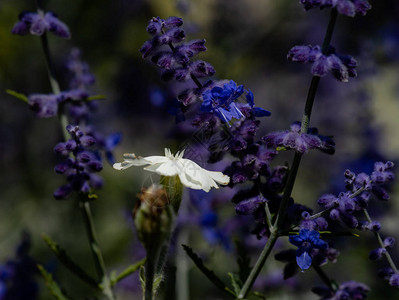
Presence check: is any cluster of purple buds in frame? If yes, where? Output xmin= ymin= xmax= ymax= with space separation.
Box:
xmin=53 ymin=125 xmax=103 ymax=199
xmin=287 ymin=45 xmax=357 ymax=82
xmin=312 ymin=280 xmax=369 ymax=300
xmin=263 ymin=121 xmax=335 ymax=154
xmin=66 ymin=48 xmax=96 ymax=90
xmin=64 ymin=48 xmax=99 ymax=124
xmin=27 ymin=89 xmax=89 ymax=118
xmin=12 ymin=11 xmax=70 ymax=38
xmin=140 ymin=17 xmax=270 ymax=125
xmin=140 ymin=17 xmax=212 ymax=103
xmin=318 ymin=161 xmax=395 ymax=228
xmin=299 ymin=0 xmax=371 ymax=17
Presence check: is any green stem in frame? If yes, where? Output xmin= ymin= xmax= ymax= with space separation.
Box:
xmin=362 ymin=208 xmax=399 ymax=274
xmin=79 ymin=200 xmax=116 ymax=300
xmin=36 ymin=2 xmax=115 ymax=299
xmin=236 ymin=232 xmax=278 ymax=299
xmin=144 ymin=246 xmax=161 ymax=300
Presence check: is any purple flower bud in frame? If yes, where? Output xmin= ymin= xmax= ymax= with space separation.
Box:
xmin=139 ymin=39 xmax=158 ymax=58
xmin=54 ymin=163 xmax=71 ymax=174
xmin=327 ymin=54 xmax=349 ymax=82
xmin=190 ymin=60 xmax=216 ymax=78
xmin=311 ymin=55 xmax=329 ymax=77
xmin=80 ymin=135 xmax=96 ymax=147
xmin=366 ymin=221 xmax=381 ymax=232
xmin=28 ymin=94 xmax=59 ymax=118
xmin=151 ymin=51 xmax=175 ymax=69
xmin=76 ymin=151 xmax=92 ymax=163
xmin=87 ymin=160 xmax=103 ymax=172
xmin=164 ymin=16 xmax=183 ymax=28
xmin=318 ymin=194 xmax=338 ymax=209
xmin=371 ymin=185 xmax=390 ymax=201
xmin=146 ymin=17 xmax=163 ymax=35
xmin=44 ymin=12 xmax=71 ymax=38
xmin=389 ymin=274 xmax=399 ymax=287
xmin=53 ymin=185 xmax=73 ymax=200
xmin=383 ymin=237 xmax=395 ymax=248
xmin=235 ymin=196 xmax=265 ymax=214
xmin=158 ymin=27 xmax=185 ymax=44
xmin=54 ymin=142 xmax=68 ymax=156
xmin=336 ymin=0 xmax=356 ymax=17
xmin=174 ymin=67 xmax=190 ymax=81
xmin=176 ymin=39 xmax=207 ymax=63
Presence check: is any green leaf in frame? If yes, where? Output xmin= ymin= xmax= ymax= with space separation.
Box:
xmin=153 ymin=273 xmax=164 ymax=295
xmin=37 ymin=264 xmax=71 ymax=300
xmin=6 ymin=89 xmax=28 ymax=103
xmin=139 ymin=265 xmax=146 ymax=297
xmin=251 ymin=291 xmax=267 ymax=299
xmin=182 ymin=244 xmax=235 ymax=298
xmin=110 ymin=258 xmax=146 ymax=287
xmin=42 ymin=234 xmax=99 ymax=290
xmin=227 ymin=272 xmax=240 ymax=296
xmin=87 ymin=94 xmax=106 ymax=101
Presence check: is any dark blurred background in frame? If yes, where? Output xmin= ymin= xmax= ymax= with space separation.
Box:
xmin=1 ymin=0 xmax=399 ymax=299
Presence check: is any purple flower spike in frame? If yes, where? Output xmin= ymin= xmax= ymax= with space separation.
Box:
xmin=288 ymin=44 xmax=357 ymax=82
xmin=263 ymin=121 xmax=335 ymax=154
xmin=289 ymin=229 xmax=328 ymax=270
xmin=12 ymin=11 xmax=70 ymax=38
xmin=28 ymin=94 xmax=59 ymax=118
xmin=299 ymin=0 xmax=371 ymax=17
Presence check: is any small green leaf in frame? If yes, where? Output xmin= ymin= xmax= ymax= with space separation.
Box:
xmin=42 ymin=234 xmax=99 ymax=289
xmin=139 ymin=265 xmax=146 ymax=295
xmin=153 ymin=273 xmax=164 ymax=295
xmin=110 ymin=258 xmax=146 ymax=286
xmin=37 ymin=264 xmax=71 ymax=300
xmin=227 ymin=272 xmax=240 ymax=296
xmin=182 ymin=244 xmax=235 ymax=298
xmin=6 ymin=89 xmax=28 ymax=103
xmin=251 ymin=291 xmax=267 ymax=299
xmin=87 ymin=94 xmax=106 ymax=101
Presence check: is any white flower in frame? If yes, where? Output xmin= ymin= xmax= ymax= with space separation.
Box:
xmin=113 ymin=148 xmax=230 ymax=192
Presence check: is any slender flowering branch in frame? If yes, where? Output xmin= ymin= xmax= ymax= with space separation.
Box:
xmin=238 ymin=9 xmax=339 ymax=298
xmin=32 ymin=2 xmax=116 ymax=298
xmin=362 ymin=208 xmax=399 ymax=274
xmin=275 ymin=8 xmax=338 ymax=229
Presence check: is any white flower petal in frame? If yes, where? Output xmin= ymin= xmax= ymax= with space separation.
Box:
xmin=114 ymin=148 xmax=230 ymax=192
xmin=143 ymin=161 xmax=179 ymax=177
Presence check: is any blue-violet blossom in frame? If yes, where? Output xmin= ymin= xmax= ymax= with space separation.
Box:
xmin=289 ymin=229 xmax=328 ymax=270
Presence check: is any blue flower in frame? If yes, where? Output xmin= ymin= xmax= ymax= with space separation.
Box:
xmin=289 ymin=229 xmax=328 ymax=270
xmin=200 ymin=81 xmax=247 ymax=123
